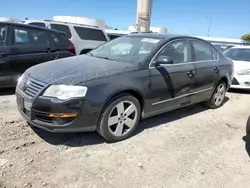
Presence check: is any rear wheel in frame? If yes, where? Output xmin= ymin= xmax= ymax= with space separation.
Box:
xmin=97 ymin=95 xmax=141 ymax=142
xmin=205 ymin=81 xmax=226 ymax=109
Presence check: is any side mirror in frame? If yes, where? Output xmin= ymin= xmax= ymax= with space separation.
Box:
xmin=155 ymin=56 xmax=174 ymax=66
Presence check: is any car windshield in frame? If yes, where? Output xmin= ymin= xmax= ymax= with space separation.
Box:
xmin=224 ymin=48 xmax=250 ymax=61
xmin=87 ymin=36 xmax=164 ymax=63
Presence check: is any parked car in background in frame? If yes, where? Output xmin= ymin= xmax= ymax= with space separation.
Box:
xmin=224 ymin=46 xmax=250 ymax=90
xmin=0 ymin=21 xmax=75 ymax=88
xmin=213 ymin=44 xmax=234 ymax=52
xmin=16 ymin=33 xmax=233 ymax=142
xmin=22 ymin=20 xmax=109 ymax=55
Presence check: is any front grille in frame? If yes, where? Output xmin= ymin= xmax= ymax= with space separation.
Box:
xmin=19 ymin=76 xmax=47 ymax=99
xmin=232 ymin=77 xmax=239 ymax=85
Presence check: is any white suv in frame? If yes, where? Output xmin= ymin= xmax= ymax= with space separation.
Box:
xmin=22 ymin=19 xmax=109 ymax=55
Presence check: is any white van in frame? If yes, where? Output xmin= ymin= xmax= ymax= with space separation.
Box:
xmin=22 ymin=19 xmax=109 ymax=55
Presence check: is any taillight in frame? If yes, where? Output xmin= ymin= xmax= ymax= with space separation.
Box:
xmin=68 ymin=43 xmax=76 ymax=55
xmin=61 ymin=34 xmax=76 ymax=55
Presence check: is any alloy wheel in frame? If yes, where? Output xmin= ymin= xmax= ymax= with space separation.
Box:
xmin=214 ymin=84 xmax=225 ymax=106
xmin=108 ymin=101 xmax=138 ymax=137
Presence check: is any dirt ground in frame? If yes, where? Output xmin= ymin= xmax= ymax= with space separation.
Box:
xmin=0 ymin=89 xmax=250 ymax=188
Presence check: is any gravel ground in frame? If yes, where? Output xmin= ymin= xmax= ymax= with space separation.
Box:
xmin=0 ymin=89 xmax=250 ymax=188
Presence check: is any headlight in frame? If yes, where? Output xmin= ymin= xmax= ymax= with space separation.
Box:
xmin=43 ymin=85 xmax=88 ymax=100
xmin=237 ymin=69 xmax=250 ymax=75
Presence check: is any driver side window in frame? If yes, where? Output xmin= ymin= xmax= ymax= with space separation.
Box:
xmin=157 ymin=40 xmax=192 ymax=64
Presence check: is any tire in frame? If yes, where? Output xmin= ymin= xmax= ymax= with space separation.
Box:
xmin=205 ymin=81 xmax=226 ymax=109
xmin=97 ymin=94 xmax=141 ymax=142
xmin=247 ymin=116 xmax=250 ymax=136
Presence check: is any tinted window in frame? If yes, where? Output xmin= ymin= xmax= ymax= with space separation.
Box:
xmin=29 ymin=22 xmax=46 ymax=27
xmin=49 ymin=32 xmax=71 ymax=48
xmin=14 ymin=27 xmax=50 ymax=46
xmin=50 ymin=24 xmax=72 ymax=38
xmin=74 ymin=27 xmax=107 ymax=41
xmin=211 ymin=47 xmax=218 ymax=60
xmin=0 ymin=25 xmax=7 ymax=46
xmin=158 ymin=40 xmax=192 ymax=64
xmin=224 ymin=48 xmax=250 ymax=61
xmin=192 ymin=40 xmax=213 ymax=61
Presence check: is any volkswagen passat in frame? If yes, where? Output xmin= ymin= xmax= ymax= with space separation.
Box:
xmin=224 ymin=46 xmax=250 ymax=90
xmin=16 ymin=34 xmax=233 ymax=142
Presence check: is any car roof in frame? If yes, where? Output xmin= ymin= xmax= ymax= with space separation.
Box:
xmin=0 ymin=21 xmax=66 ymax=35
xmin=127 ymin=33 xmax=206 ymax=41
xmin=22 ymin=19 xmax=104 ymax=31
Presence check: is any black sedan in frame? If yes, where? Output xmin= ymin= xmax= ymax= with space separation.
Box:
xmin=16 ymin=33 xmax=233 ymax=142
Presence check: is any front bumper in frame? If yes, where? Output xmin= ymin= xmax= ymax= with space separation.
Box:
xmin=16 ymin=81 xmax=101 ymax=133
xmin=230 ymin=75 xmax=250 ymax=90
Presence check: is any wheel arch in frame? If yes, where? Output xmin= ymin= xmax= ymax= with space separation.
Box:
xmin=218 ymin=76 xmax=229 ymax=89
xmin=105 ymin=89 xmax=145 ymax=111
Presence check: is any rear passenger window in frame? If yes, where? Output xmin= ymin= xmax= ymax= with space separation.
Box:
xmin=49 ymin=33 xmax=71 ymax=47
xmin=192 ymin=40 xmax=213 ymax=61
xmin=0 ymin=25 xmax=7 ymax=46
xmin=50 ymin=24 xmax=72 ymax=38
xmin=211 ymin=47 xmax=218 ymax=60
xmin=28 ymin=22 xmax=46 ymax=27
xmin=74 ymin=26 xmax=107 ymax=41
xmin=14 ymin=27 xmax=50 ymax=46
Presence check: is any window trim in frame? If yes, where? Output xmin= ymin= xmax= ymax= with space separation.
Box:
xmin=149 ymin=38 xmax=219 ymax=68
xmin=149 ymin=38 xmax=193 ymax=67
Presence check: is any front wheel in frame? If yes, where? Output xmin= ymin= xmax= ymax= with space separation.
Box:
xmin=97 ymin=95 xmax=141 ymax=142
xmin=205 ymin=82 xmax=226 ymax=109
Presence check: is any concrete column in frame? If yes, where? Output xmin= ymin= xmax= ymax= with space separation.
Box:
xmin=136 ymin=0 xmax=152 ymax=32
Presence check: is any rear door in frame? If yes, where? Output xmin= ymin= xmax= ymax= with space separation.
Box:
xmin=0 ymin=23 xmax=12 ymax=87
xmin=9 ymin=25 xmax=55 ymax=82
xmin=148 ymin=39 xmax=195 ymax=115
xmin=190 ymin=39 xmax=219 ymax=102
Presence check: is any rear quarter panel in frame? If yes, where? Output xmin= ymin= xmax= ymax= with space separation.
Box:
xmin=218 ymin=53 xmax=234 ymax=89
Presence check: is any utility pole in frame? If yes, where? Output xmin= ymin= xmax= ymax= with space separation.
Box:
xmin=207 ymin=17 xmax=212 ymax=37
xmin=136 ymin=0 xmax=152 ymax=32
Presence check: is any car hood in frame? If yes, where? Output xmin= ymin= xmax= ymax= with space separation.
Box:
xmin=233 ymin=60 xmax=250 ymax=71
xmin=25 ymin=55 xmax=139 ymax=85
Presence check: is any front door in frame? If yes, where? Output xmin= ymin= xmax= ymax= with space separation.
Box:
xmin=190 ymin=39 xmax=219 ymax=102
xmin=8 ymin=25 xmax=55 ymax=84
xmin=146 ymin=39 xmax=195 ymax=116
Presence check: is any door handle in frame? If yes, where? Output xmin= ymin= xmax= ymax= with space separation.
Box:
xmin=214 ymin=67 xmax=219 ymax=73
xmin=187 ymin=70 xmax=195 ymax=77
